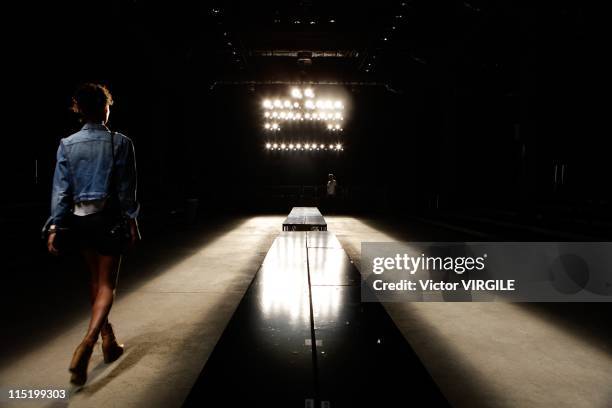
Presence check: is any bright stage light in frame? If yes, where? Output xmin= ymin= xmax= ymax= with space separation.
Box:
xmin=263 ymin=142 xmax=342 ymax=151
xmin=291 ymin=88 xmax=303 ymax=99
xmin=260 ymin=87 xmax=347 ymax=137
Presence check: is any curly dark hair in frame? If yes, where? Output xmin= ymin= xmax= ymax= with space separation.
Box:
xmin=70 ymin=82 xmax=113 ymax=121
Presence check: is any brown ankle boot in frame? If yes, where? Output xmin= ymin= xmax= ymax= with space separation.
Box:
xmin=69 ymin=340 xmax=95 ymax=386
xmin=101 ymin=323 xmax=124 ymax=364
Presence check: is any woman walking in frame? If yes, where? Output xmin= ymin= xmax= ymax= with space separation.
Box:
xmin=43 ymin=83 xmax=140 ymax=385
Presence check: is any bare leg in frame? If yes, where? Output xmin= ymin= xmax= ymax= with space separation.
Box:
xmin=69 ymin=251 xmax=121 ymax=385
xmin=83 ymin=254 xmax=121 ymax=344
xmin=82 ymin=249 xmax=110 ymax=335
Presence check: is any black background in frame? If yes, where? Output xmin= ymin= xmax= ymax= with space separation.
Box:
xmin=4 ymin=1 xmax=595 ymax=219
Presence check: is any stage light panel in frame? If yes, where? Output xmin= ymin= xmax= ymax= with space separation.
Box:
xmin=260 ymin=87 xmax=347 ymax=142
xmin=265 ymin=141 xmax=343 ymax=151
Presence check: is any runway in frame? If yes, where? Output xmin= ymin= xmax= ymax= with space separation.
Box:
xmin=0 ymin=216 xmax=282 ymax=407
xmin=0 ymin=215 xmax=610 ymax=407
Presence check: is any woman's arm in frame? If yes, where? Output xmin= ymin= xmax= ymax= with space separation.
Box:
xmin=44 ymin=141 xmax=73 ymax=255
xmin=117 ymin=137 xmax=141 ymax=242
xmin=49 ymin=141 xmax=73 ymax=227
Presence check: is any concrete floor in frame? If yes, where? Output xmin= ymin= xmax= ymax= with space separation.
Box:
xmin=0 ymin=215 xmax=283 ymax=408
xmin=1 ymin=214 xmax=610 ymax=407
xmin=327 ymin=216 xmax=612 ymax=408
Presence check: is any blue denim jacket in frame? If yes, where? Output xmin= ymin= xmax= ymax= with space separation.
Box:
xmin=43 ymin=123 xmax=140 ymax=231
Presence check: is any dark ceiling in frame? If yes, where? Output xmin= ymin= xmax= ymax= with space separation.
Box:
xmin=94 ymin=0 xmax=532 ymax=94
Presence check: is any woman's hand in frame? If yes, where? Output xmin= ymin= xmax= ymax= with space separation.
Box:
xmin=47 ymin=232 xmax=59 ymax=256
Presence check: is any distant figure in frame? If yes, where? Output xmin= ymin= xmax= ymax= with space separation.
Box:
xmin=326 ymin=174 xmax=337 ymax=197
xmin=43 ymin=83 xmax=140 ymax=386
xmin=326 ymin=174 xmax=337 ymax=212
